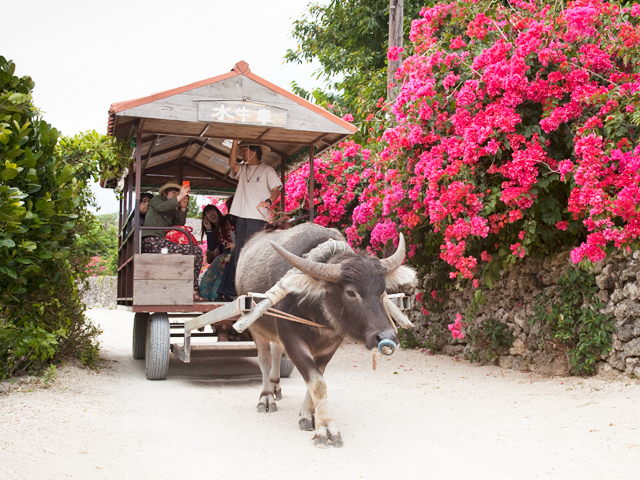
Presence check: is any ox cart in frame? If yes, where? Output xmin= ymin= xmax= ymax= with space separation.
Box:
xmin=103 ymin=61 xmax=360 ymax=380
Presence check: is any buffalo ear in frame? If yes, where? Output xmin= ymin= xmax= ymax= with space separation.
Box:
xmin=278 ymin=272 xmax=327 ymax=302
xmin=385 ymin=265 xmax=417 ymax=293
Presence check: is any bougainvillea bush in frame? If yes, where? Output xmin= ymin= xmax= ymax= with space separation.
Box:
xmin=284 ymin=139 xmax=371 ymax=232
xmin=349 ymin=0 xmax=640 ymax=289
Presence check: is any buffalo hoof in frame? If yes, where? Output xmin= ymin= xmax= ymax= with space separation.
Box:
xmin=327 ymin=432 xmax=344 ymax=448
xmin=313 ymin=434 xmax=330 ymax=449
xmin=257 ymin=402 xmax=277 ymax=414
xmin=275 ymin=389 xmax=282 ymax=401
xmin=299 ymin=417 xmax=315 ymax=431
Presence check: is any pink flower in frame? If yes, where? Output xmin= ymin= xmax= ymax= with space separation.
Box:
xmin=510 ymin=242 xmax=526 ymax=258
xmin=449 ymin=36 xmax=466 ymax=49
xmin=556 ymin=221 xmax=569 ymax=231
xmin=564 ymin=6 xmax=598 ymax=42
xmin=558 ymin=160 xmax=574 ymax=181
xmin=448 ymin=313 xmax=465 ymax=339
xmin=342 ymin=113 xmax=354 ymax=123
xmin=387 ymin=46 xmax=405 ymax=62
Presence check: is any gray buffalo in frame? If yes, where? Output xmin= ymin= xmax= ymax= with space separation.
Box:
xmin=235 ymin=223 xmax=416 ymax=447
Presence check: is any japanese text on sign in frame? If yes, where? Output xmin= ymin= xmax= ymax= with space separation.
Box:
xmin=198 ymin=101 xmax=287 ymax=127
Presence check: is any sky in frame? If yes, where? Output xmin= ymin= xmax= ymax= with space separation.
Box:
xmin=4 ymin=0 xmax=328 ymax=214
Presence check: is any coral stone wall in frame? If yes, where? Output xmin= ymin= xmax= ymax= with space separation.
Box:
xmin=411 ymin=250 xmax=640 ymax=378
xmin=81 ymin=276 xmax=117 ymax=309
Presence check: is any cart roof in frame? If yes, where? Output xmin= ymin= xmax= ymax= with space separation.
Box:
xmin=105 ymin=61 xmax=356 ymax=194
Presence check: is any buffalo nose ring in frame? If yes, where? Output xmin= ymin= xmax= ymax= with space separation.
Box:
xmin=378 ymin=339 xmax=397 ymax=356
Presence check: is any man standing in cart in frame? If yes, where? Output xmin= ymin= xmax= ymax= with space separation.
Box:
xmin=216 ymin=140 xmax=281 ymax=301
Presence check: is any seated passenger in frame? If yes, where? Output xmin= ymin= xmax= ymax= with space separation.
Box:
xmin=199 ymin=204 xmax=236 ymax=301
xmin=141 ymin=181 xmax=204 ymax=301
xmin=139 ymin=192 xmax=153 ymax=226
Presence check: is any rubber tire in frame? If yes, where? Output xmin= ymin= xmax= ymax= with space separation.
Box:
xmin=280 ymin=354 xmax=295 ymax=378
xmin=145 ymin=312 xmax=170 ymax=380
xmin=132 ymin=313 xmax=149 ymax=359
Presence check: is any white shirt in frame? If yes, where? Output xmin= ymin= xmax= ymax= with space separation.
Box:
xmin=229 ymin=163 xmax=282 ymax=221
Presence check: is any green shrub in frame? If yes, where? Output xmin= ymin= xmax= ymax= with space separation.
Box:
xmin=398 ymin=327 xmax=420 ymax=349
xmin=0 ymin=57 xmax=126 ymax=380
xmin=466 ymin=319 xmax=515 ymax=364
xmin=531 ymin=268 xmax=615 ymax=376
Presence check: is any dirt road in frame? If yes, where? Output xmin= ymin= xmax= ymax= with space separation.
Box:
xmin=1 ymin=308 xmax=639 ymax=479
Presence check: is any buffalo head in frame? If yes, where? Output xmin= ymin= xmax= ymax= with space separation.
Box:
xmin=270 ymin=235 xmax=417 ymax=351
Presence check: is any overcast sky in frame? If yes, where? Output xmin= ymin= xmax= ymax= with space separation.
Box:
xmin=5 ymin=0 xmax=327 ymax=214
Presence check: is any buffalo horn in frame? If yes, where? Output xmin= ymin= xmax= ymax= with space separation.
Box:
xmin=379 ymin=234 xmax=406 ymax=273
xmin=270 ymin=241 xmax=342 ymax=283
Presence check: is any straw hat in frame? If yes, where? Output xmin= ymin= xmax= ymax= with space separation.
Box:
xmin=238 ymin=141 xmax=271 ymax=156
xmin=159 ymin=181 xmax=183 ymax=196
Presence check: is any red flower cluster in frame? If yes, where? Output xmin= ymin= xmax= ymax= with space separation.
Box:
xmin=371 ymin=0 xmax=640 ymax=281
xmin=284 ymin=140 xmax=365 ymax=230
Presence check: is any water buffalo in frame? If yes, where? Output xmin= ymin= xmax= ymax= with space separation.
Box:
xmin=235 ymin=223 xmax=416 ymax=448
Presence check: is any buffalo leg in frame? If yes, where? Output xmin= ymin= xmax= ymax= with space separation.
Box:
xmin=253 ymin=332 xmax=278 ymax=413
xmin=270 ymin=342 xmax=285 ymax=401
xmin=285 ymin=341 xmax=343 ymax=447
xmin=299 ymin=391 xmax=315 ymax=431
xmin=298 ymin=351 xmax=332 ymax=431
xmin=306 ymin=371 xmax=343 ymax=448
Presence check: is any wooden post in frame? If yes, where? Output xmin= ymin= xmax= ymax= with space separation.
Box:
xmin=309 ymin=145 xmax=315 ymax=223
xmin=127 ymin=169 xmax=133 ymax=219
xmin=387 ymin=0 xmax=404 ymax=103
xmin=134 ymin=124 xmax=142 ymax=255
xmin=280 ymin=154 xmax=286 ymax=213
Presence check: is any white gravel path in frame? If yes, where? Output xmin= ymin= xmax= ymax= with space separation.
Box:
xmin=1 ymin=308 xmax=639 ymax=480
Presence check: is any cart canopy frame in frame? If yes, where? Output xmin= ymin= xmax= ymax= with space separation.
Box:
xmin=105 ymin=60 xmax=355 ymax=309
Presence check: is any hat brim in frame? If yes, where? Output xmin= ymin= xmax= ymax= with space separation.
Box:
xmin=159 ymin=182 xmax=183 ymax=196
xmin=238 ymin=142 xmax=271 ymax=156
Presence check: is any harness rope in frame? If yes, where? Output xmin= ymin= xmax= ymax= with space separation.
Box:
xmin=264 ymin=307 xmax=330 ymax=328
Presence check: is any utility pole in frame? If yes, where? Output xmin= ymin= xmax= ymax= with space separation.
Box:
xmin=387 ymin=0 xmax=404 ymax=103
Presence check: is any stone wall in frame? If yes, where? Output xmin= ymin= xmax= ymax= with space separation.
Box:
xmin=409 ymin=250 xmax=640 ymax=378
xmin=81 ymin=276 xmax=117 ymax=309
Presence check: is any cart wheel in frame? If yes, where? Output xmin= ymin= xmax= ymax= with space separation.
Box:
xmin=132 ymin=313 xmax=149 ymax=359
xmin=280 ymin=354 xmax=295 ymax=378
xmin=145 ymin=312 xmax=170 ymax=380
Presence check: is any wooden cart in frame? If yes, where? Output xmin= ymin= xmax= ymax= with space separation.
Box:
xmin=103 ymin=61 xmax=356 ymax=380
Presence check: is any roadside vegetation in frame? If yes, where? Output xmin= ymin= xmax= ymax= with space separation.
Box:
xmin=0 ymin=57 xmax=129 ymax=380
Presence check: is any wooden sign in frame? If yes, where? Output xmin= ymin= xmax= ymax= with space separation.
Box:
xmin=198 ymin=101 xmax=288 ymax=127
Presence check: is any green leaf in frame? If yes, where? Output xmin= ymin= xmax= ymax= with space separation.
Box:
xmin=56 ymin=164 xmax=74 ymax=185
xmin=39 ymin=209 xmax=56 ymax=219
xmin=22 ymin=241 xmax=37 ymax=251
xmin=485 ymin=275 xmax=494 ymax=289
xmin=0 ymin=238 xmax=16 ymax=248
xmin=14 ymin=258 xmax=35 ymax=265
xmin=1 ymin=167 xmax=19 ymax=180
xmin=1 ymin=267 xmax=17 ymax=279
